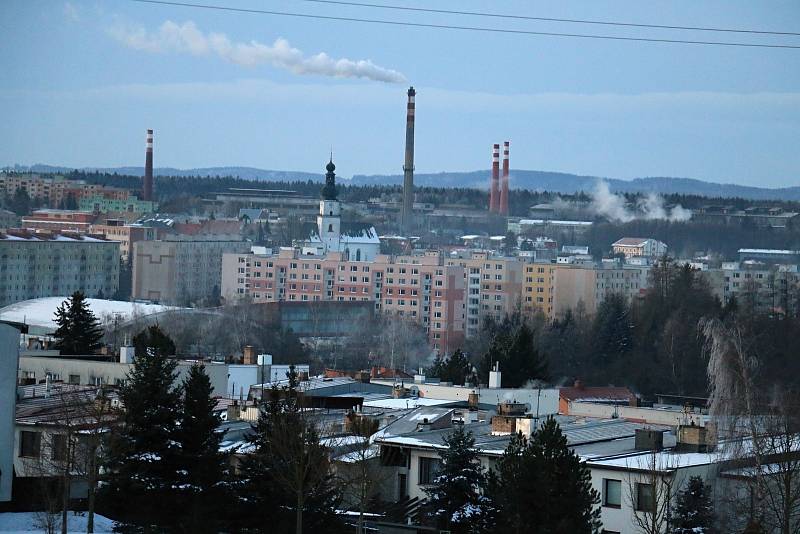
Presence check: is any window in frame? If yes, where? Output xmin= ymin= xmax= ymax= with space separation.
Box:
xmin=51 ymin=434 xmax=68 ymax=461
xmin=68 ymin=374 xmax=80 ymax=385
xmin=636 ymin=483 xmax=655 ymax=512
xmin=418 ymin=457 xmax=441 ymax=485
xmin=20 ymin=431 xmax=40 ymax=458
xmin=603 ymin=479 xmax=621 ymax=508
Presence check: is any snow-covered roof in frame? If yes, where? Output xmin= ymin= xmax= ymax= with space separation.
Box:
xmin=738 ymin=248 xmax=798 ymax=255
xmin=0 ymin=297 xmax=180 ymax=332
xmin=362 ymin=397 xmax=458 ymax=410
xmin=517 ymin=219 xmax=593 ymax=226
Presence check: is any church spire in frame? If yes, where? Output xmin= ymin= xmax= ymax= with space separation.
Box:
xmin=321 ymin=157 xmax=338 ymax=200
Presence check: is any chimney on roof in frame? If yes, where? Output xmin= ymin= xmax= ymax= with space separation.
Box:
xmin=489 ymin=361 xmax=501 ymax=389
xmin=676 ymin=424 xmax=713 ymax=452
xmin=635 ymin=428 xmax=664 ymax=451
xmin=242 ymin=345 xmax=256 ymax=365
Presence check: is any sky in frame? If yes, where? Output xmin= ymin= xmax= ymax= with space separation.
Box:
xmin=1 ymin=0 xmax=799 ymax=187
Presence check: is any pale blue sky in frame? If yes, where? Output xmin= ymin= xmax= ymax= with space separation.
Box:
xmin=1 ymin=0 xmax=799 ymax=187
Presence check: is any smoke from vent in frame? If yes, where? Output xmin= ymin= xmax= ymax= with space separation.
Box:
xmin=590 ymin=180 xmax=691 ymax=222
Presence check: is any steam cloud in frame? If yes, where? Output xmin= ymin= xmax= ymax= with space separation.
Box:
xmin=109 ymin=20 xmax=407 ymax=83
xmin=590 ymin=180 xmax=691 ymax=222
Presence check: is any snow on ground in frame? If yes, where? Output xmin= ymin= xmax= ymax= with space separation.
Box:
xmin=0 ymin=512 xmax=116 ymax=533
xmin=0 ymin=297 xmax=181 ymax=331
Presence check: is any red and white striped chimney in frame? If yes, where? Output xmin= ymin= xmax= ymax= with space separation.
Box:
xmin=489 ymin=143 xmax=500 ymax=213
xmin=143 ymin=129 xmax=154 ymax=202
xmin=499 ymin=141 xmax=510 ymax=216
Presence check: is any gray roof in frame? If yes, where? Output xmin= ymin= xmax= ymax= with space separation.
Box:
xmin=374 ymin=407 xmax=670 ymax=458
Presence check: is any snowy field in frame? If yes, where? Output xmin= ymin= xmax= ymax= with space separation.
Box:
xmin=0 ymin=512 xmax=116 ymax=533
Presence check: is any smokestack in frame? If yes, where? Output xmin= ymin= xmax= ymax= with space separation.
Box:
xmin=402 ymin=86 xmax=415 ymax=233
xmin=490 ymin=144 xmax=500 ymax=213
xmin=143 ymin=129 xmax=154 ymax=201
xmin=499 ymin=141 xmax=509 ymax=216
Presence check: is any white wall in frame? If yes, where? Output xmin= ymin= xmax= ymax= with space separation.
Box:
xmin=225 ymin=364 xmax=259 ymax=399
xmin=568 ymin=402 xmax=708 ymax=427
xmin=0 ymin=323 xmax=20 ymax=502
xmin=588 ymin=462 xmax=715 ymax=534
xmin=18 ymin=357 xmax=229 ymax=397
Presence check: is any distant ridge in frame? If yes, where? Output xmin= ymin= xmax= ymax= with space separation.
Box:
xmin=4 ymin=164 xmax=799 ymax=201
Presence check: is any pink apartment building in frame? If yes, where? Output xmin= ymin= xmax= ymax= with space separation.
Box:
xmin=221 ymin=248 xmax=465 ymax=354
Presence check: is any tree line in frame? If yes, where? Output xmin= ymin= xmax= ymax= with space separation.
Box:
xmin=432 ymin=257 xmax=800 ymax=399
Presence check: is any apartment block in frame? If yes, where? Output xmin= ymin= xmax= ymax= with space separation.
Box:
xmin=0 ymin=173 xmax=129 ymax=207
xmin=21 ymin=209 xmax=96 ymax=232
xmin=522 ymin=261 xmax=556 ymax=318
xmin=720 ymin=261 xmax=800 ymax=314
xmin=80 ymin=195 xmax=157 ymax=214
xmin=552 ymin=261 xmax=650 ymax=317
xmin=445 ymin=251 xmax=523 ymax=338
xmin=221 ymin=248 xmax=465 ymax=354
xmin=133 ymin=237 xmax=250 ymax=305
xmin=0 ymin=229 xmax=119 ymax=306
xmin=90 ymin=219 xmax=158 ymax=261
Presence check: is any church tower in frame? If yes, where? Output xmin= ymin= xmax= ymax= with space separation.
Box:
xmin=317 ymin=158 xmax=341 ymax=253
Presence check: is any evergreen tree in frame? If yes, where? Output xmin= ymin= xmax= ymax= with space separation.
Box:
xmin=132 ymin=324 xmax=176 ymax=359
xmin=114 ymin=257 xmax=133 ymax=301
xmin=487 ymin=417 xmax=601 ymax=534
xmin=423 ymin=425 xmax=493 ymax=534
xmin=427 ymin=349 xmax=473 ymax=385
xmin=234 ymin=368 xmax=345 ymax=533
xmin=9 ymin=186 xmax=30 ymax=215
xmin=98 ymin=343 xmax=183 ymax=530
xmin=482 ymin=321 xmax=548 ymax=388
xmin=174 ymin=364 xmax=230 ymax=533
xmin=670 ymin=476 xmax=716 ymax=534
xmin=52 ymin=291 xmax=104 ymax=355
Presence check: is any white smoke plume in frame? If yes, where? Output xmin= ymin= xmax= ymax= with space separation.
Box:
xmin=590 ymin=180 xmax=691 ymax=222
xmin=108 ymin=20 xmax=407 ymax=83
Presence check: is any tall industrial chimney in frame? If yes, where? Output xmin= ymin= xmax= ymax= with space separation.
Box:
xmin=499 ymin=141 xmax=510 ymax=216
xmin=401 ymin=87 xmax=416 ymax=233
xmin=489 ymin=144 xmax=500 ymax=213
xmin=143 ymin=129 xmax=154 ymax=201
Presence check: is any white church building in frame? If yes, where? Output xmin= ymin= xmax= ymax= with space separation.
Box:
xmin=301 ymin=159 xmax=380 ymax=262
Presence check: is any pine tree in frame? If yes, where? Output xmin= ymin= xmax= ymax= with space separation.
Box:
xmin=671 ymin=476 xmax=716 ymax=534
xmin=98 ymin=344 xmax=182 ymax=530
xmin=174 ymin=364 xmax=230 ymax=533
xmin=427 ymin=349 xmax=473 ymax=385
xmin=52 ymin=291 xmax=104 ymax=355
xmin=132 ymin=324 xmax=176 ymax=359
xmin=423 ymin=425 xmax=493 ymax=534
xmin=529 ymin=417 xmax=602 ymax=533
xmin=482 ymin=321 xmax=548 ymax=388
xmin=234 ymin=368 xmax=345 ymax=533
xmin=487 ymin=417 xmax=601 ymax=534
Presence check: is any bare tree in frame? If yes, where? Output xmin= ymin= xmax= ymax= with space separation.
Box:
xmin=333 ymin=414 xmax=391 ymax=533
xmin=626 ymin=448 xmax=676 ymax=534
